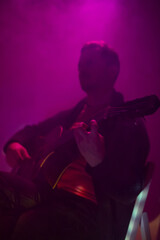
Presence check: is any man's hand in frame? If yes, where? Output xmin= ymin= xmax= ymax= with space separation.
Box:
xmin=73 ymin=120 xmax=105 ymax=167
xmin=6 ymin=142 xmax=31 ymax=168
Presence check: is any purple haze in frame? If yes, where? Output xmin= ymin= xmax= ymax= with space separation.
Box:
xmin=0 ymin=0 xmax=160 ymax=221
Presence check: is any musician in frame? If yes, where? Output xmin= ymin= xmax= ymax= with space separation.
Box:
xmin=1 ymin=41 xmax=150 ymax=240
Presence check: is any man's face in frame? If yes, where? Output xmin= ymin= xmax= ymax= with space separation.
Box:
xmin=78 ymin=47 xmax=112 ymax=93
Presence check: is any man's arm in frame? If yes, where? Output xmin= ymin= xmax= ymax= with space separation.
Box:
xmin=4 ymin=110 xmax=70 ymax=168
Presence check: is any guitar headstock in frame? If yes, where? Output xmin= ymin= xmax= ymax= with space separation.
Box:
xmin=106 ymin=95 xmax=160 ymax=119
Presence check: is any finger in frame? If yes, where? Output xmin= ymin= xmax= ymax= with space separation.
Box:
xmin=74 ymin=126 xmax=88 ymax=138
xmin=13 ymin=149 xmax=24 ymax=162
xmin=55 ymin=125 xmax=63 ymax=137
xmin=47 ymin=125 xmax=63 ymax=139
xmin=20 ymin=148 xmax=31 ymax=160
xmin=90 ymin=119 xmax=98 ymax=134
xmin=71 ymin=122 xmax=88 ymax=130
xmin=59 ymin=125 xmax=63 ymax=137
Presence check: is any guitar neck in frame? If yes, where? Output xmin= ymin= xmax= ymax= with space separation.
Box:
xmin=53 ymin=94 xmax=160 ymax=151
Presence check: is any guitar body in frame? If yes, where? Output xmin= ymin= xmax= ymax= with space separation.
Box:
xmin=13 ymin=129 xmax=80 ymax=189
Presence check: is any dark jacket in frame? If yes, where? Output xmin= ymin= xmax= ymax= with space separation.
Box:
xmin=4 ymin=90 xmax=150 ymax=240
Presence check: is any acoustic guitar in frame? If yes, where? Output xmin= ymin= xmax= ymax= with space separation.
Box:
xmin=13 ymin=95 xmax=160 ymax=189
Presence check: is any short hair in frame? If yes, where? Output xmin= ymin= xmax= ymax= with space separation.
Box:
xmin=81 ymin=41 xmax=120 ymax=80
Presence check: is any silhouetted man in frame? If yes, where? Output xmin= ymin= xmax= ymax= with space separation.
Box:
xmin=1 ymin=41 xmax=150 ymax=240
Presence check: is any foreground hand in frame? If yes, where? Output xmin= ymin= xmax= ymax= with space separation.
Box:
xmin=73 ymin=120 xmax=105 ymax=167
xmin=6 ymin=142 xmax=31 ymax=168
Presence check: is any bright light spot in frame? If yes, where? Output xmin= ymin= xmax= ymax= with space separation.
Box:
xmin=75 ymin=185 xmax=85 ymax=193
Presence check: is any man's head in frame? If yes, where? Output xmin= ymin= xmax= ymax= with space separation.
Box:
xmin=78 ymin=41 xmax=120 ymax=94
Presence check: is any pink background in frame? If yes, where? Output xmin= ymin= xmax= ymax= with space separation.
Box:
xmin=0 ymin=0 xmax=160 ymax=220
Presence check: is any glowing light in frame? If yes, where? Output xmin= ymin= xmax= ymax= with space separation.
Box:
xmin=125 ymin=183 xmax=151 ymax=240
xmin=75 ymin=185 xmax=85 ymax=193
